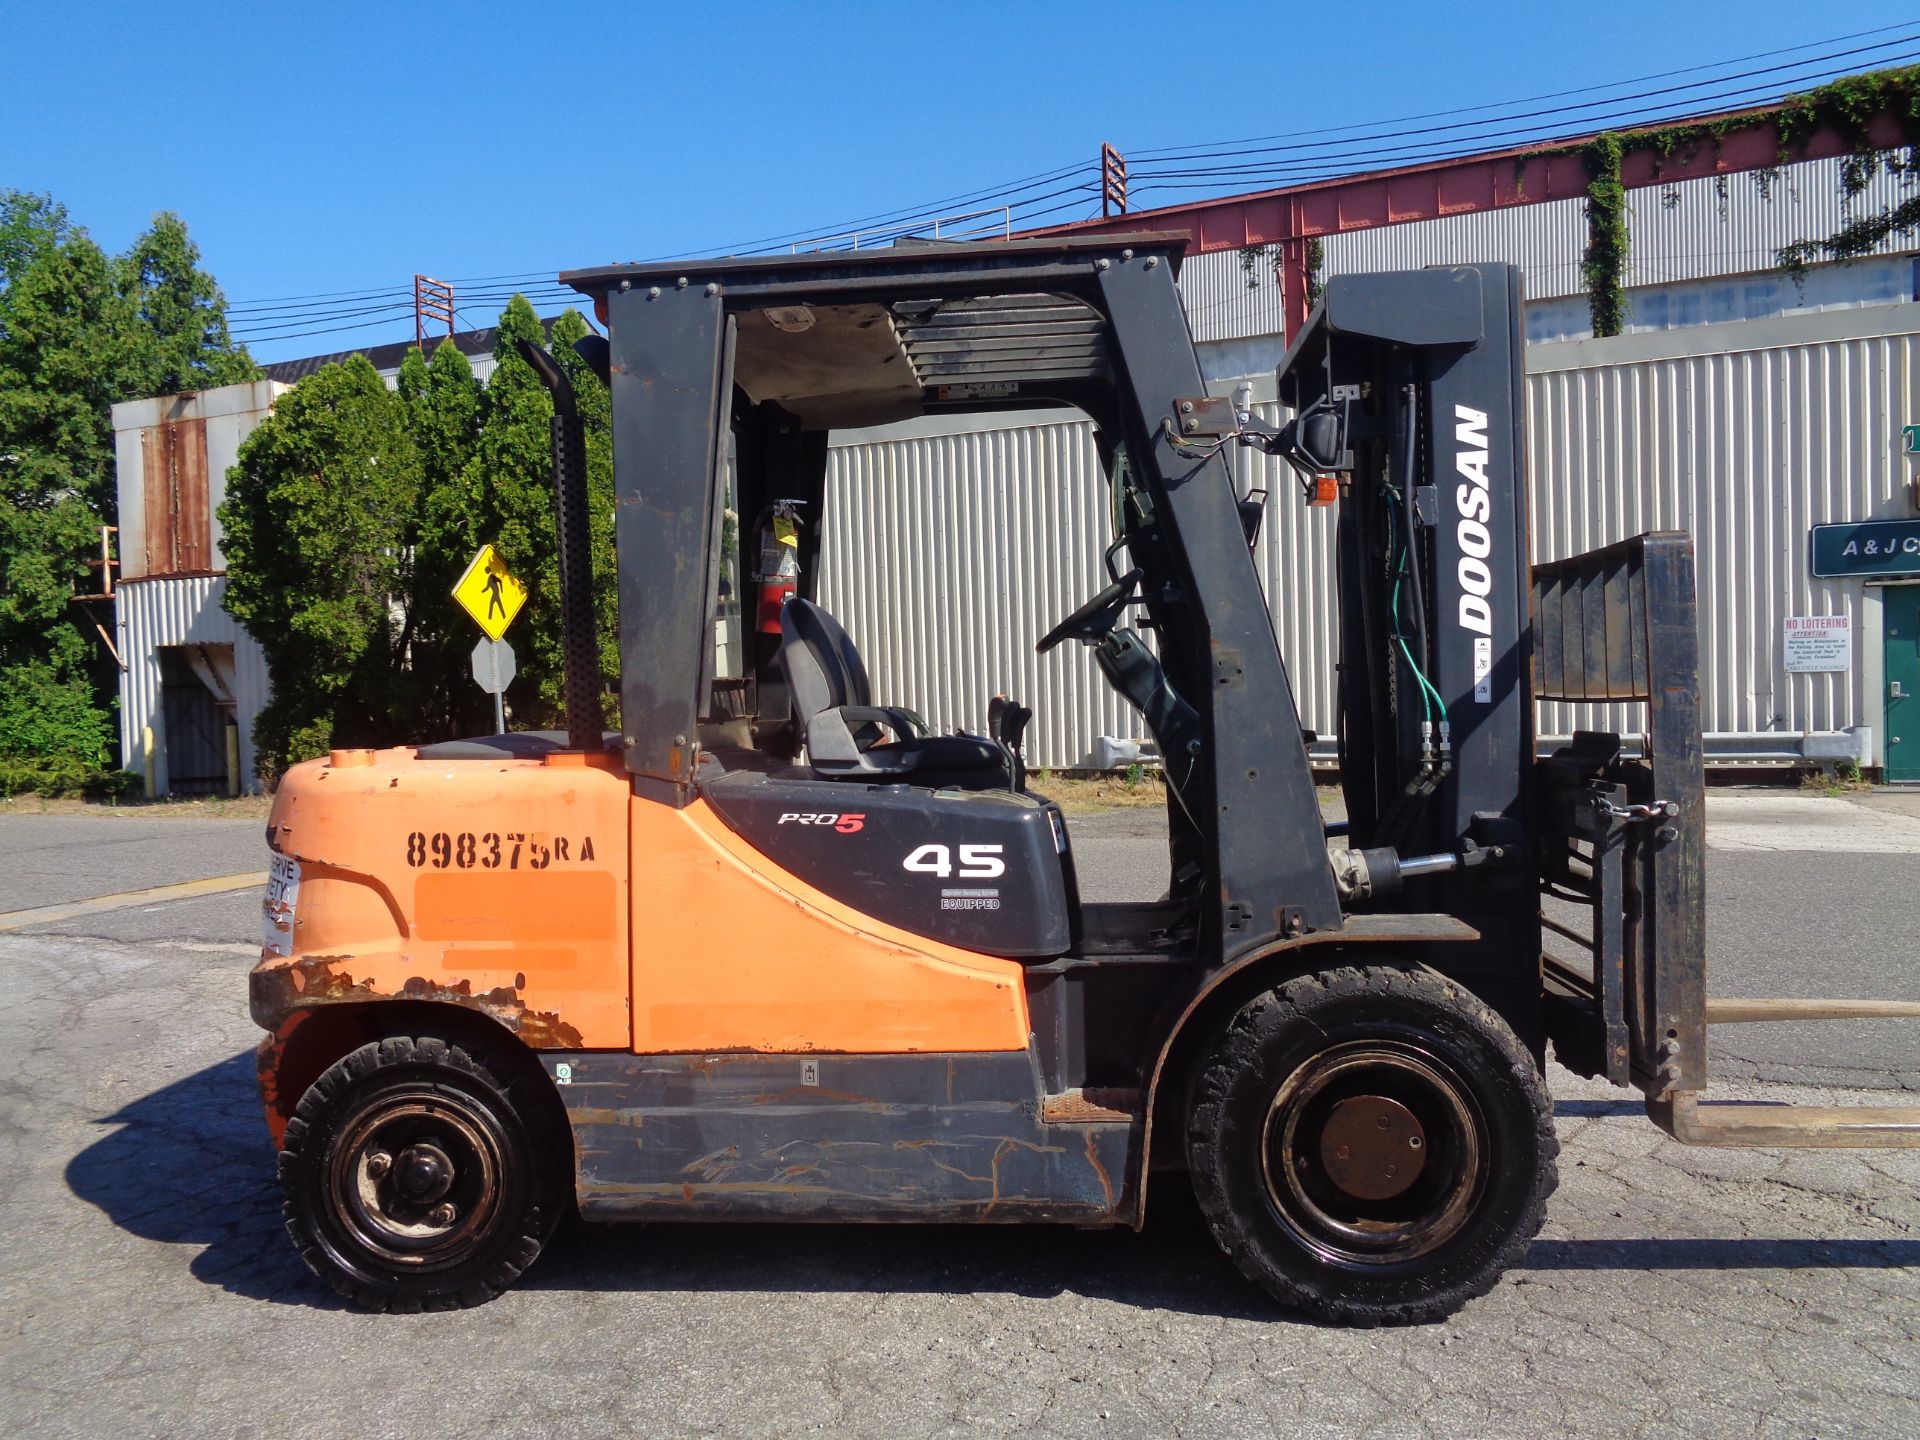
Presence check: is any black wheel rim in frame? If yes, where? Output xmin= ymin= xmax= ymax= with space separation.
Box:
xmin=324 ymin=1083 xmax=510 ymax=1271
xmin=1259 ymin=1039 xmax=1488 ymax=1270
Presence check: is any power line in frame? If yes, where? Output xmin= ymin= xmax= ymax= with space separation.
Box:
xmin=229 ymin=162 xmax=1095 ymax=332
xmin=1139 ymin=71 xmax=1918 ymax=185
xmin=240 ymin=313 xmax=432 ymax=346
xmin=1124 ymin=35 xmax=1920 ymax=172
xmin=1126 ymin=23 xmax=1920 ymax=159
xmin=228 ymin=27 xmax=1920 ymax=349
xmin=1121 ymin=52 xmax=1920 ymax=201
xmin=668 ymin=160 xmax=1093 ymax=259
xmin=227 ymin=289 xmax=412 ymax=320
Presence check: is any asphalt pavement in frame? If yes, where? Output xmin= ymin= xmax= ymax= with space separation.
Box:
xmin=0 ymin=810 xmax=264 ymax=912
xmin=0 ymin=794 xmax=1916 ymax=1439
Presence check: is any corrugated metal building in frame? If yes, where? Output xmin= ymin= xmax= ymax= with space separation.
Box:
xmin=1527 ymin=303 xmax=1915 ymax=759
xmin=110 ymin=381 xmax=285 ymax=794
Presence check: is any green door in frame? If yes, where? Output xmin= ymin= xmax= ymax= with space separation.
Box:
xmin=1888 ymin=585 xmax=1920 ymax=784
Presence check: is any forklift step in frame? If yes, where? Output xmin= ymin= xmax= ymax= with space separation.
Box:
xmin=1648 ymin=1092 xmax=1920 ymax=1148
xmin=1703 ymin=997 xmax=1920 ymax=1023
xmin=1040 ymin=1088 xmax=1142 ymax=1124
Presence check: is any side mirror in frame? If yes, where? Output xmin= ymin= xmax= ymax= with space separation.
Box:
xmin=1298 ymin=409 xmax=1345 ymax=470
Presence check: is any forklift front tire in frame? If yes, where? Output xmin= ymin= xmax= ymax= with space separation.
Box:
xmin=278 ymin=1035 xmax=566 ymax=1312
xmin=1187 ymin=962 xmax=1556 ymax=1326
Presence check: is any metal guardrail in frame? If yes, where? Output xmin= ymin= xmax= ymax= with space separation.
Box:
xmin=1090 ymin=729 xmax=1873 ymax=773
xmin=790 ymin=207 xmax=1013 ymax=254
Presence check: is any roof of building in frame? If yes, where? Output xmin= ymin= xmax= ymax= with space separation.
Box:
xmin=260 ymin=317 xmax=562 ymax=385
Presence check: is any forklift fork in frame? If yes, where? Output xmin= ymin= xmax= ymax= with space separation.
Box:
xmin=1534 ymin=533 xmax=1920 ymax=1148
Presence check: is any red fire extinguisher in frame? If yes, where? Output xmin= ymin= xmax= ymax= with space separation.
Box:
xmin=752 ymin=501 xmax=803 ymax=635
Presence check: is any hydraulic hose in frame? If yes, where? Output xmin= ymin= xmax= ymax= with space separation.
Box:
xmin=1399 ymin=383 xmax=1431 ymax=692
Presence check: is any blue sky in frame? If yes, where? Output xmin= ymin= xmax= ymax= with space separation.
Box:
xmin=5 ymin=2 xmax=1916 ymax=360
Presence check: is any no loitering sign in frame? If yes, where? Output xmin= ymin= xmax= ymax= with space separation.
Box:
xmin=1783 ymin=614 xmax=1851 ymax=673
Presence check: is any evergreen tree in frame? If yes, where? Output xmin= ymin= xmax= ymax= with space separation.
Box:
xmin=220 ymin=297 xmax=617 ymax=766
xmin=117 ymin=212 xmax=258 ymax=400
xmin=400 ymin=338 xmax=488 ymax=736
xmin=0 ymin=192 xmax=253 ymax=787
xmin=0 ymin=192 xmax=71 ymax=291
xmin=455 ymin=295 xmax=568 ymax=724
xmin=218 ymin=357 xmax=419 ymax=776
xmin=0 ymin=198 xmax=135 ymax=513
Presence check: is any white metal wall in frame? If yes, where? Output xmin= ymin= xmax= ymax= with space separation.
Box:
xmin=818 ymin=417 xmax=1138 ymax=768
xmin=817 ymin=403 xmax=1339 ymax=769
xmin=1322 ymin=198 xmax=1591 ymax=302
xmin=1625 ymin=154 xmax=1919 ymax=290
xmin=1316 ymin=155 xmax=1919 ymax=300
xmin=1527 ymin=304 xmax=1920 ymax=752
xmin=115 ymin=575 xmax=272 ymax=792
xmin=1178 ymin=248 xmax=1291 ymax=343
xmin=1524 ymin=253 xmax=1916 ymax=343
xmin=816 ymin=304 xmax=1919 ymax=769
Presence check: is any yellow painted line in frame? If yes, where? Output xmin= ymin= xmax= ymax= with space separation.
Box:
xmin=0 ymin=871 xmax=268 ymax=932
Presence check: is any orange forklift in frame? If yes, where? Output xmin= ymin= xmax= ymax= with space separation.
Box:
xmin=252 ymin=237 xmax=1920 ymax=1321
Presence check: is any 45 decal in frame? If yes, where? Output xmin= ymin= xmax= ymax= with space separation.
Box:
xmin=902 ymin=843 xmax=1004 ymax=879
xmin=775 ymin=812 xmax=866 ymax=833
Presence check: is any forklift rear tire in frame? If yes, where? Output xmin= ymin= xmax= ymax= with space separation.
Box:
xmin=1186 ymin=962 xmax=1556 ymax=1325
xmin=278 ymin=1035 xmax=565 ymax=1312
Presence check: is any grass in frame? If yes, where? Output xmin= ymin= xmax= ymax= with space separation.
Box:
xmin=1799 ymin=762 xmax=1873 ymax=798
xmin=1027 ymin=771 xmax=1172 ymax=814
xmin=1028 ymin=769 xmax=1346 ymax=815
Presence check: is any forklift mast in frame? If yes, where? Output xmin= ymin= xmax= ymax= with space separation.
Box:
xmin=1274 ymin=266 xmax=1540 ymax=1021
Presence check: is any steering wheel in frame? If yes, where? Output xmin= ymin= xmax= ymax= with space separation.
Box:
xmin=1036 ymin=568 xmax=1145 ymax=653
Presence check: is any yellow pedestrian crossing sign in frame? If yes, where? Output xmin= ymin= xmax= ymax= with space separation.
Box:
xmin=452 ymin=544 xmax=527 ymax=641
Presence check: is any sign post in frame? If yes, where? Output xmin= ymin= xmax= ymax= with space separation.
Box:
xmin=471 ymin=638 xmax=518 ymax=734
xmin=453 ymin=544 xmax=528 ymax=732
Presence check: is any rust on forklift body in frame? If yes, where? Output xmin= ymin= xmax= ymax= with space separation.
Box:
xmin=250 ymin=951 xmax=586 ymax=1048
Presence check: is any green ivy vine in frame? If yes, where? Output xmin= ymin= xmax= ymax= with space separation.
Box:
xmin=1581 ymin=134 xmax=1630 ymax=337
xmin=1772 ymin=65 xmax=1920 ymax=273
xmin=1569 ymin=65 xmax=1920 ymax=329
xmin=1238 ymin=238 xmax=1325 ymax=306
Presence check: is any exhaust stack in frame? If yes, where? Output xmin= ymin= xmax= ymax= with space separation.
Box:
xmin=515 ymin=339 xmax=605 ymax=752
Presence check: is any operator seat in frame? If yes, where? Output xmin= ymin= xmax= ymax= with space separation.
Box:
xmin=779 ymin=599 xmax=1007 ymax=788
